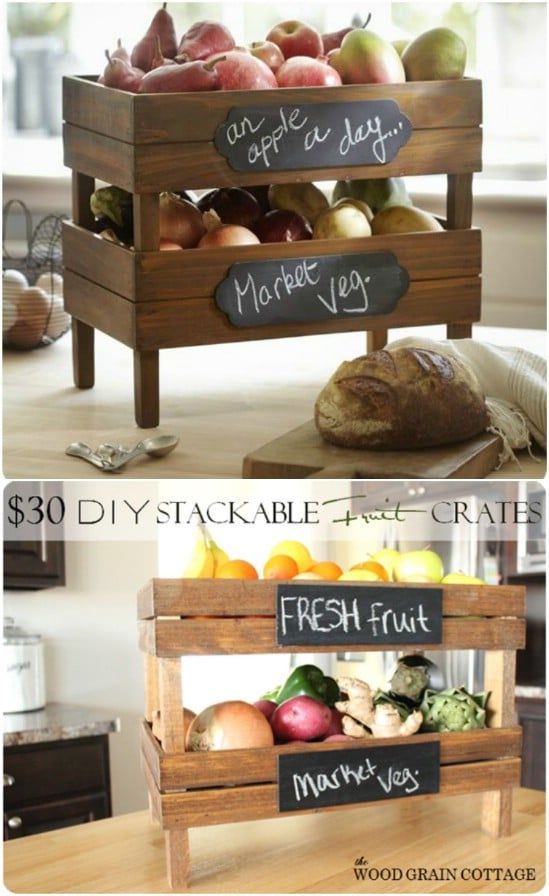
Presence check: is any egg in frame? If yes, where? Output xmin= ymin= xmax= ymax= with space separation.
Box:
xmin=44 ymin=295 xmax=70 ymax=340
xmin=36 ymin=271 xmax=63 ymax=298
xmin=9 ymin=286 xmax=51 ymax=349
xmin=3 ymin=300 xmax=18 ymax=338
xmin=3 ymin=269 xmax=28 ymax=305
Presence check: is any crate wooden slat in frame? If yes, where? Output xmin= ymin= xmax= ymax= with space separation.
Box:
xmin=139 ymin=615 xmax=525 ymax=656
xmin=140 ymin=720 xmax=522 ymax=791
xmin=155 ymin=759 xmax=522 ymax=829
xmin=63 ymin=77 xmax=482 ymax=144
xmin=64 ymin=122 xmax=482 ymax=193
xmin=62 ymin=222 xmax=482 ymax=302
xmin=137 ymin=578 xmax=525 ymax=619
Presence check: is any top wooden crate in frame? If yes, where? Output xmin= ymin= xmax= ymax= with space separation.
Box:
xmin=63 ymin=76 xmax=482 ymax=192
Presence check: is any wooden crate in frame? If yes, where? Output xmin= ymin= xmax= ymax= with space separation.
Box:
xmin=138 ymin=578 xmax=524 ymax=889
xmin=63 ymin=77 xmax=482 ymax=427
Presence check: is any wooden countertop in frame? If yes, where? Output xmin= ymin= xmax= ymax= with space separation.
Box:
xmin=3 ymin=326 xmax=545 ymax=479
xmin=4 ymin=789 xmax=544 ymax=893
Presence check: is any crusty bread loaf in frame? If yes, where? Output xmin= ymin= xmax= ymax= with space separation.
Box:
xmin=315 ymin=347 xmax=489 ymax=450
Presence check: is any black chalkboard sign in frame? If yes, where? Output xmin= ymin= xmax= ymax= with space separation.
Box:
xmin=214 ymin=100 xmax=412 ymax=172
xmin=215 ymin=251 xmax=409 ymax=328
xmin=278 ymin=741 xmax=440 ymax=812
xmin=276 ymin=584 xmax=443 ymax=647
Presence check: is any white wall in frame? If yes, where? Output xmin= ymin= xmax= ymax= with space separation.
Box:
xmin=4 ymin=539 xmax=158 ymax=816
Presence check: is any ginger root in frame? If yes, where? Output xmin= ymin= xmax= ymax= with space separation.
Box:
xmin=336 ymin=676 xmax=423 ymax=739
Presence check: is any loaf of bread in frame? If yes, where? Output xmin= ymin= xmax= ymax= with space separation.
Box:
xmin=315 ymin=347 xmax=489 ymax=450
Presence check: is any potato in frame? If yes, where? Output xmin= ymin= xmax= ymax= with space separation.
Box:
xmin=271 ymin=696 xmax=331 ymax=743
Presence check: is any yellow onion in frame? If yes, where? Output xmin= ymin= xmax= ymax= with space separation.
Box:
xmin=198 ymin=210 xmax=260 ymax=248
xmin=186 ymin=700 xmax=274 ymax=751
xmin=159 ymin=192 xmax=205 ymax=248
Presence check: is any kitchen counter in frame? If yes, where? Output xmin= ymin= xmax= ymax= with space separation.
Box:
xmin=3 ymin=702 xmax=120 ymax=747
xmin=3 ymin=789 xmax=544 ymax=893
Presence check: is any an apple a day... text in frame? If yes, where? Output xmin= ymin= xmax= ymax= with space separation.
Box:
xmin=215 ymin=100 xmax=412 ymax=171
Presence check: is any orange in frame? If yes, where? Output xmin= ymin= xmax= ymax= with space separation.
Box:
xmin=215 ymin=559 xmax=258 ymax=579
xmin=309 ymin=561 xmax=344 ymax=580
xmin=268 ymin=540 xmax=313 ymax=573
xmin=263 ymin=554 xmax=299 ymax=580
xmin=350 ymin=560 xmax=390 ymax=581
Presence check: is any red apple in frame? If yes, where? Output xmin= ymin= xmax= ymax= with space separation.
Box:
xmin=254 ymin=209 xmax=312 ymax=243
xmin=277 ymin=56 xmax=342 ymax=88
xmin=207 ymin=50 xmax=277 ymax=90
xmin=266 ymin=20 xmax=323 ymax=60
xmin=249 ymin=40 xmax=285 ymax=72
xmin=322 ymin=15 xmax=371 ymax=53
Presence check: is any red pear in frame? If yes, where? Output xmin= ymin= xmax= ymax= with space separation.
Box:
xmin=131 ymin=2 xmax=178 ymax=71
xmin=138 ymin=57 xmax=221 ymax=93
xmin=177 ymin=20 xmax=235 ymax=62
xmin=150 ymin=35 xmax=177 ymax=69
xmin=111 ymin=38 xmax=130 ymax=64
xmin=99 ymin=50 xmax=143 ymax=92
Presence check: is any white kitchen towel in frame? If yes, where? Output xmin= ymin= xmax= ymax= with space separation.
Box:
xmin=389 ymin=337 xmax=546 ymax=467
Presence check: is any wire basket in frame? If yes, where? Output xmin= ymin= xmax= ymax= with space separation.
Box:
xmin=3 ymin=199 xmax=71 ymax=349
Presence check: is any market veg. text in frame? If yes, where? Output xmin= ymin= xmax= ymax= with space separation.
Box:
xmin=279 ymin=595 xmax=432 ymax=638
xmin=234 ymin=259 xmax=370 ymax=317
xmin=292 ymin=756 xmax=420 ymax=803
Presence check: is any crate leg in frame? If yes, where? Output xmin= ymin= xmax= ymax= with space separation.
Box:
xmin=165 ymin=828 xmax=190 ymax=890
xmin=446 ymin=322 xmax=473 ymax=340
xmin=367 ymin=330 xmax=388 ymax=353
xmin=72 ymin=319 xmax=95 ymax=388
xmin=134 ymin=350 xmax=159 ymax=429
xmin=446 ymin=173 xmax=473 ymax=229
xmin=480 ymin=649 xmax=517 ymax=837
xmin=481 ymin=787 xmax=513 ymax=838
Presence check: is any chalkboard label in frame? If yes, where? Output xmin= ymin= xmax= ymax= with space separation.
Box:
xmin=278 ymin=741 xmax=440 ymax=812
xmin=276 ymin=584 xmax=443 ymax=647
xmin=215 ymin=251 xmax=409 ymax=328
xmin=214 ymin=100 xmax=412 ymax=172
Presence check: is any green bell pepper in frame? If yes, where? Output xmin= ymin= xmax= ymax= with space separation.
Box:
xmin=274 ymin=664 xmax=340 ymax=707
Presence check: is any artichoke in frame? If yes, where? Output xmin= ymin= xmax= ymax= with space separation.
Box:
xmin=90 ymin=186 xmax=134 ymax=242
xmin=420 ymin=686 xmax=488 ymax=733
xmin=390 ymin=662 xmax=429 ymax=702
xmin=373 ymin=689 xmax=414 ymax=721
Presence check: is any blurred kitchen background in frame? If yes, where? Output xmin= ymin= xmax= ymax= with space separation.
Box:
xmin=2 ymin=0 xmax=546 ymax=329
xmin=3 ymin=479 xmax=545 ymax=840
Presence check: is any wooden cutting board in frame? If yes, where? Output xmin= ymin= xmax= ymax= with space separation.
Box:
xmin=243 ymin=421 xmax=502 ymax=479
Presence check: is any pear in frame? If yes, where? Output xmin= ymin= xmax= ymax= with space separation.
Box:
xmin=177 ymin=20 xmax=236 ymax=62
xmin=332 ymin=197 xmax=373 ymax=223
xmin=371 ymin=205 xmax=443 ymax=235
xmin=402 ymin=27 xmax=466 ymax=81
xmin=131 ymin=3 xmax=178 ymax=72
xmin=268 ymin=182 xmax=328 ymax=225
xmin=321 ymin=13 xmax=371 ymax=54
xmin=111 ymin=38 xmax=130 ymax=64
xmin=139 ymin=57 xmax=221 ymax=93
xmin=331 ymin=28 xmax=405 ymax=84
xmin=332 ymin=177 xmax=411 ymax=214
xmin=99 ymin=50 xmax=143 ymax=92
xmin=313 ymin=204 xmax=371 ymax=240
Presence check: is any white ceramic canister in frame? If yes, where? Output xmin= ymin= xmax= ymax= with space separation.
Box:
xmin=3 ymin=617 xmax=46 ymax=713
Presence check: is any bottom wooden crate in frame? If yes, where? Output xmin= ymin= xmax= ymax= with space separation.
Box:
xmin=140 ymin=720 xmax=522 ymax=888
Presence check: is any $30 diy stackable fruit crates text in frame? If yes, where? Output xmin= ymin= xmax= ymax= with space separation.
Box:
xmin=62 ymin=77 xmax=482 ymax=427
xmin=138 ymin=578 xmax=523 ymax=889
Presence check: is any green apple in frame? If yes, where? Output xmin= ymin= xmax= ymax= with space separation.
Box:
xmin=441 ymin=573 xmax=486 ymax=585
xmin=394 ymin=550 xmax=444 ymax=583
xmin=370 ymin=548 xmax=401 ymax=581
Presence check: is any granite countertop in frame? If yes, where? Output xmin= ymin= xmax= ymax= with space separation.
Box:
xmin=3 ymin=702 xmax=120 ymax=747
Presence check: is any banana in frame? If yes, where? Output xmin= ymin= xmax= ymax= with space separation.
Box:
xmin=182 ymin=525 xmax=215 ymax=578
xmin=206 ymin=531 xmax=230 ymax=575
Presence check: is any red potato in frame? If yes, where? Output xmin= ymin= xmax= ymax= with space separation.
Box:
xmin=324 ymin=706 xmax=344 ymax=738
xmin=253 ymin=699 xmax=277 ymax=721
xmin=270 ymin=695 xmax=331 ymax=743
